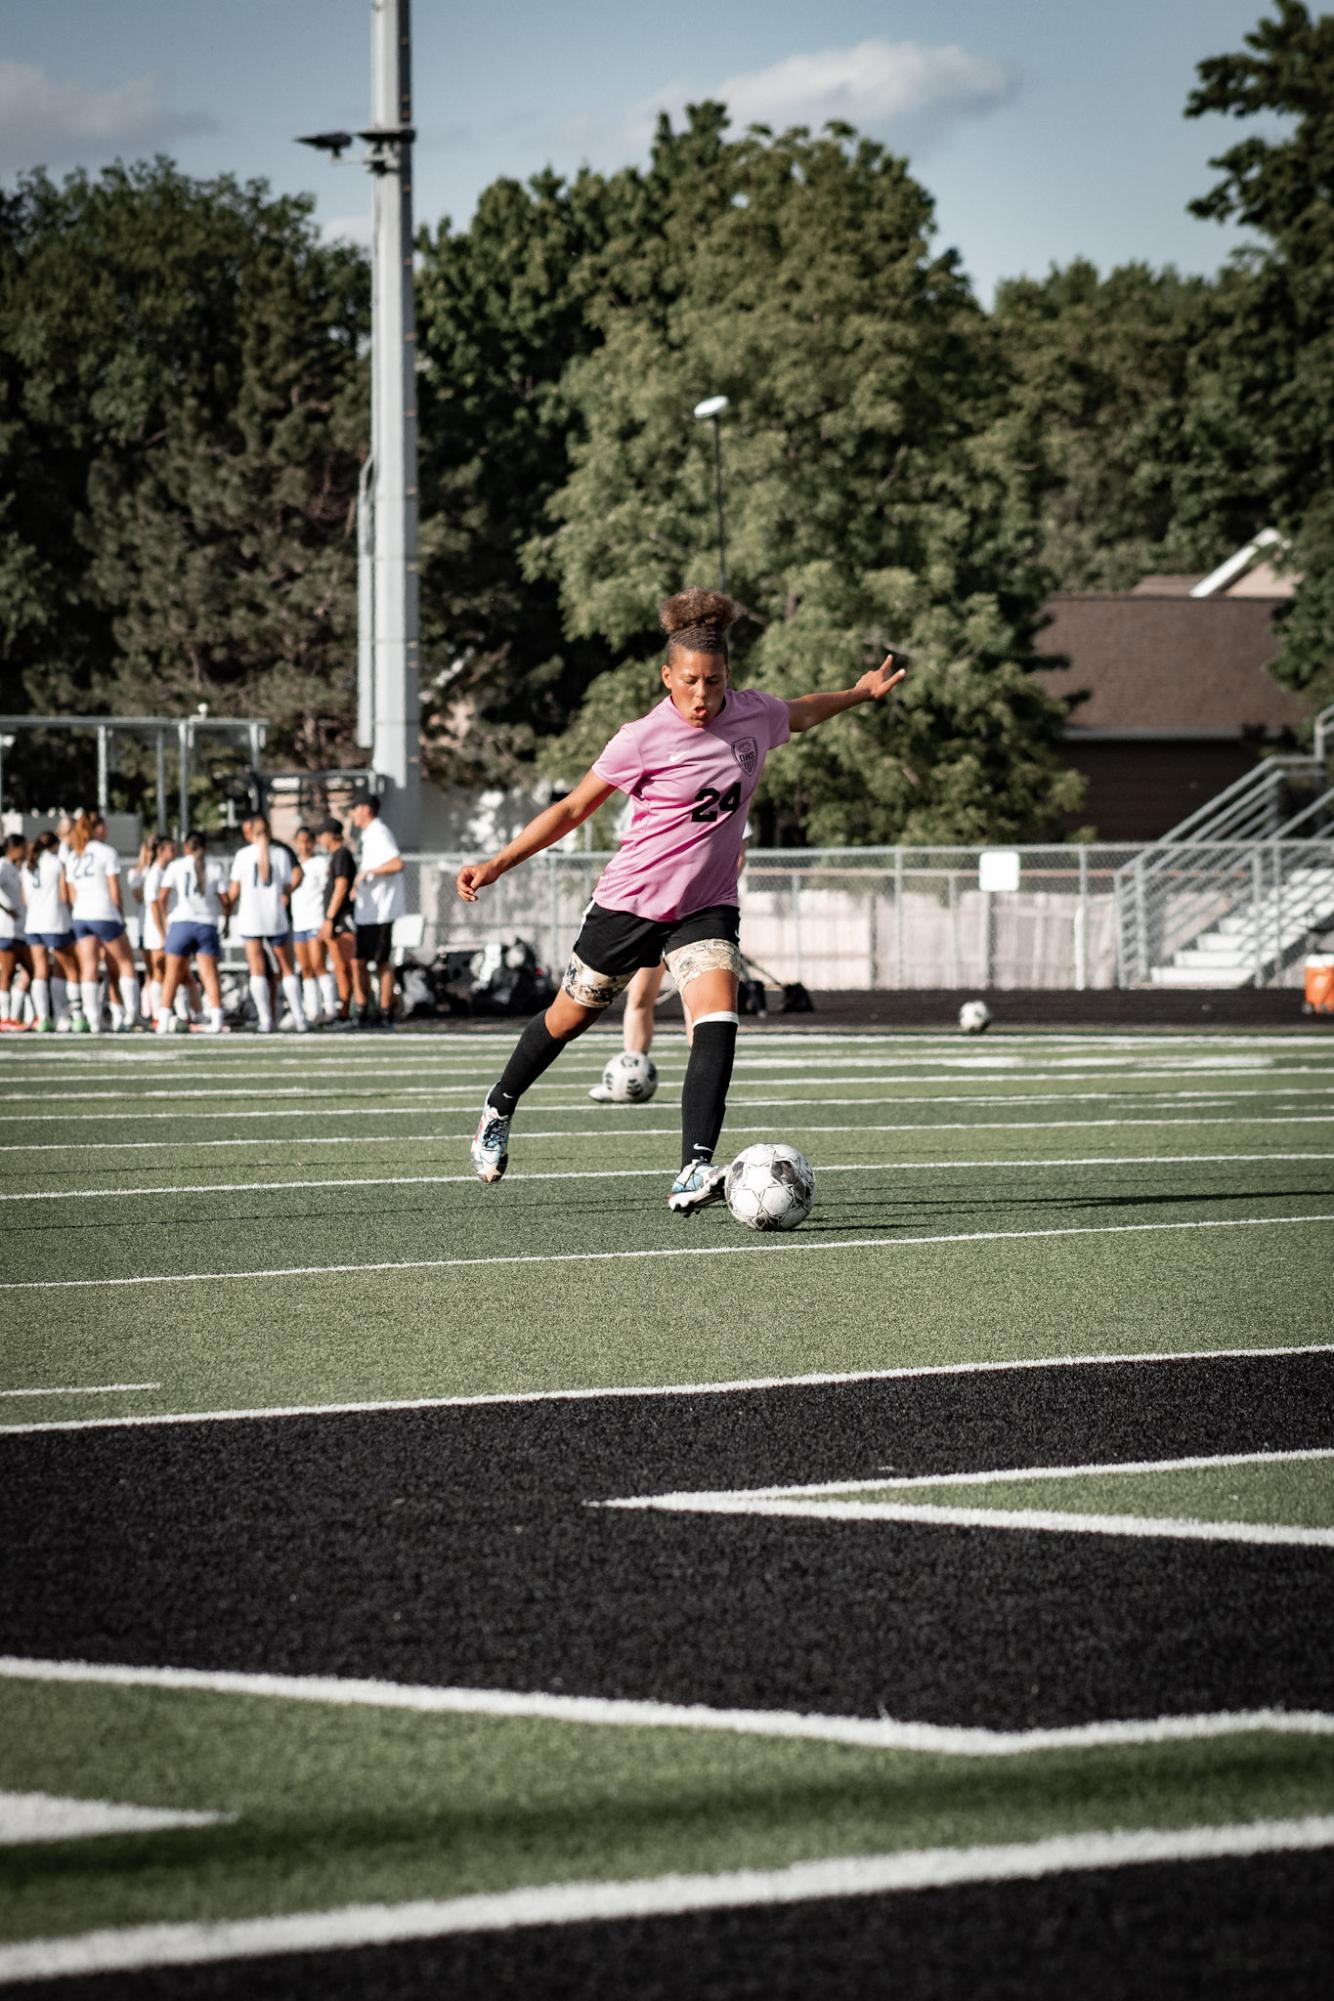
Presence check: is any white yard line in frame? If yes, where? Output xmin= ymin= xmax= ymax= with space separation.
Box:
xmin=4 ymin=1154 xmax=1331 ymax=1206
xmin=5 ymin=1072 xmax=1328 ymax=1120
xmin=0 ymin=1383 xmax=159 ymax=1399
xmin=3 ymin=1111 xmax=1333 ymax=1157
xmin=2 ymin=1339 xmax=1327 ymax=1437
xmin=3 ymin=1815 xmax=1332 ymax=1985
xmin=0 ymin=1792 xmax=228 ymax=1848
xmin=2 ymin=1655 xmax=1333 ymax=1762
xmin=608 ymin=1492 xmax=1334 ymax=1551
xmin=731 ymin=1446 xmax=1334 ymax=1499
xmin=3 ymin=1211 xmax=1332 ymax=1296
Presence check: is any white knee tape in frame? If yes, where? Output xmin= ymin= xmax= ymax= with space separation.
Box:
xmin=691 ymin=1010 xmax=740 ymax=1028
xmin=665 ymin=938 xmax=743 ymax=989
xmin=561 ymin=952 xmax=633 ymax=1010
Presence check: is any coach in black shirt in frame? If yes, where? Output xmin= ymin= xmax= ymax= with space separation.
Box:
xmin=316 ymin=816 xmax=356 ymax=1022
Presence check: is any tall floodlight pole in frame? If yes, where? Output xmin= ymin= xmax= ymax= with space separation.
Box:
xmin=368 ymin=0 xmax=420 ymax=845
xmin=298 ymin=0 xmax=420 ymax=846
xmin=693 ymin=395 xmax=729 ymax=592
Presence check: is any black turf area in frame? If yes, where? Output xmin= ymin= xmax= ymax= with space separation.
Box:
xmin=15 ymin=1851 xmax=1334 ymax=2001
xmin=8 ymin=1350 xmax=1334 ymax=1730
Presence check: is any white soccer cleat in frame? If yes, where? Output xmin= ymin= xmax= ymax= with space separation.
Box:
xmin=667 ymin=1161 xmax=728 ymax=1216
xmin=470 ymin=1099 xmax=511 ymax=1185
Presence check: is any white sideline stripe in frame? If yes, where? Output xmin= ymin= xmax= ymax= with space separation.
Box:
xmin=3 ymin=1819 xmax=1333 ymax=1987
xmin=2 ymin=1112 xmax=1332 ymax=1157
xmin=737 ymin=1445 xmax=1334 ymax=1498
xmin=5 ymin=1063 xmax=1331 ymax=1103
xmin=6 ymin=1071 xmax=1334 ymax=1125
xmin=4 ymin=1153 xmax=1331 ymax=1205
xmin=615 ymin=1493 xmax=1334 ymax=1550
xmin=2 ymin=1340 xmax=1329 ymax=1437
xmin=3 ymin=1656 xmax=1334 ymax=1762
xmin=0 ymin=1791 xmax=227 ymax=1848
xmin=3 ymin=1211 xmax=1332 ymax=1296
xmin=0 ymin=1383 xmax=159 ymax=1399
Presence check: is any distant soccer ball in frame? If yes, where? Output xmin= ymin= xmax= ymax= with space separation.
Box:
xmin=725 ymin=1143 xmax=816 ymax=1232
xmin=601 ymin=1049 xmax=658 ymax=1103
xmin=958 ymin=999 xmax=992 ymax=1034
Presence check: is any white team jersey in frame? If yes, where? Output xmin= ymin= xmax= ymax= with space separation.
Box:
xmin=289 ymin=851 xmax=329 ymax=931
xmin=229 ymin=842 xmax=294 ymax=937
xmin=0 ymin=859 xmax=24 ymax=940
xmin=354 ymin=818 xmax=406 ymax=924
xmin=140 ymin=861 xmax=166 ymax=946
xmin=161 ymin=855 xmax=226 ymax=925
xmin=65 ymin=841 xmax=121 ymax=922
xmin=23 ymin=852 xmax=70 ymax=936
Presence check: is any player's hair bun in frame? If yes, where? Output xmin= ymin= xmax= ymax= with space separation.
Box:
xmin=660 ymin=589 xmax=738 ymax=639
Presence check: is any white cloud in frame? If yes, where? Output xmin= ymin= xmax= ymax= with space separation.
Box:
xmin=629 ymin=38 xmax=1016 ymax=158
xmin=0 ymin=61 xmax=216 ymax=176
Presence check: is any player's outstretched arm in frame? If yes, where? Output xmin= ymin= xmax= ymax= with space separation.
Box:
xmin=456 ymin=768 xmax=616 ymax=903
xmin=785 ymin=651 xmax=909 ymax=735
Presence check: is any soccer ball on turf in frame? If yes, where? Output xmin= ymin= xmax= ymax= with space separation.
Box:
xmin=725 ymin=1143 xmax=816 ymax=1232
xmin=601 ymin=1049 xmax=658 ymax=1103
xmin=958 ymin=999 xmax=992 ymax=1034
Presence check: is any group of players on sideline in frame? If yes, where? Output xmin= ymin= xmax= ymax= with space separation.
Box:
xmin=0 ymin=792 xmax=404 ymax=1034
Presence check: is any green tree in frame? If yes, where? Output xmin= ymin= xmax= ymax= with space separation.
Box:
xmin=0 ymin=160 xmax=367 ymax=803
xmin=534 ymin=111 xmax=1083 ymax=844
xmin=991 ymin=259 xmax=1222 ymax=591
xmin=1181 ymin=1 xmax=1334 ymax=706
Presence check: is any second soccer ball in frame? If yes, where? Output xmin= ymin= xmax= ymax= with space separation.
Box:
xmin=601 ymin=1050 xmax=659 ymax=1102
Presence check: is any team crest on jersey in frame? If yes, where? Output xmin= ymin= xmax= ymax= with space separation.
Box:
xmin=733 ymin=736 xmax=758 ymax=775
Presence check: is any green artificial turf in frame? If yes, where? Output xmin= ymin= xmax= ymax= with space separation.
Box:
xmin=2 ymin=1676 xmax=1332 ymax=1945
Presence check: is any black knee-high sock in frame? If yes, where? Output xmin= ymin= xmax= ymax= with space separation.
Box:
xmin=489 ymin=1015 xmax=565 ymax=1116
xmin=680 ymin=1017 xmax=738 ymax=1169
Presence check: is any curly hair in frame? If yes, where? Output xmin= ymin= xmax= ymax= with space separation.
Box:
xmin=660 ymin=588 xmax=739 ymax=663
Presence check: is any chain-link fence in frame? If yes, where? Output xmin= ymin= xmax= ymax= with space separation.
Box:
xmin=399 ymin=846 xmax=1150 ymax=990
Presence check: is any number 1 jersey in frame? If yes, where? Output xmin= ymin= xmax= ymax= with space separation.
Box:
xmin=591 ymin=688 xmax=789 ymax=922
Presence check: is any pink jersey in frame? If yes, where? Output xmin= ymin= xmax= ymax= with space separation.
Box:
xmin=591 ymin=688 xmax=790 ymax=921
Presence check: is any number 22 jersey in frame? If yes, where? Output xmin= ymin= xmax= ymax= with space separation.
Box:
xmin=591 ymin=688 xmax=789 ymax=922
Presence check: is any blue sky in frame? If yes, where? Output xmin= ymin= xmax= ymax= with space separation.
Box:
xmin=0 ymin=0 xmax=1275 ymax=299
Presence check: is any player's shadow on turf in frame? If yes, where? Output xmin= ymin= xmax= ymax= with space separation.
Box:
xmin=801 ymin=1187 xmax=1326 ymax=1231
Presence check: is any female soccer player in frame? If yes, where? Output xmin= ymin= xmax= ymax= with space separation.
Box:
xmin=457 ymin=589 xmax=906 ymax=1211
xmin=228 ymin=814 xmax=307 ymax=1033
xmin=64 ymin=811 xmax=140 ymax=1033
xmin=155 ymin=832 xmax=229 ymax=1034
xmin=22 ymin=833 xmax=80 ymax=1031
xmin=131 ymin=835 xmax=174 ymax=1023
xmin=290 ymin=826 xmax=333 ymax=1025
xmin=0 ymin=834 xmax=34 ymax=1029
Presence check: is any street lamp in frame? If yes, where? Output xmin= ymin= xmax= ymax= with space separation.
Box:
xmin=693 ymin=394 xmax=729 ymax=593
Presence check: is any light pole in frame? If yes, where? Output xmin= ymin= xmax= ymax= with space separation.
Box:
xmin=298 ymin=0 xmax=420 ymax=847
xmin=693 ymin=394 xmax=729 ymax=593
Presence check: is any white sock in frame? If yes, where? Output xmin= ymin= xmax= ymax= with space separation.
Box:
xmin=52 ymin=975 xmax=70 ymax=1024
xmin=249 ymin=973 xmax=273 ymax=1030
xmin=173 ymin=988 xmax=189 ymax=1020
xmin=81 ymin=980 xmax=102 ymax=1030
xmin=318 ymin=972 xmax=337 ymax=1016
xmin=282 ymin=973 xmax=306 ymax=1029
xmin=33 ymin=979 xmax=51 ymax=1023
xmin=120 ymin=975 xmax=140 ymax=1025
xmin=206 ymin=1006 xmax=224 ymax=1031
xmin=148 ymin=980 xmax=162 ymax=1017
xmin=302 ymin=977 xmax=320 ymax=1021
xmin=0 ymin=987 xmax=10 ymax=1023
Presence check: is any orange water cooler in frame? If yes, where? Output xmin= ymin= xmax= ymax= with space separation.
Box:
xmin=1303 ymin=956 xmax=1334 ymax=1015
